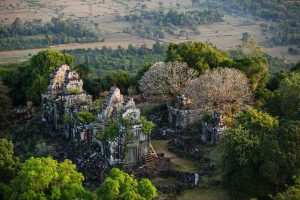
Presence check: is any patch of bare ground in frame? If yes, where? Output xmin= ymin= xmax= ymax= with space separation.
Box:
xmin=0 ymin=0 xmax=298 ymax=64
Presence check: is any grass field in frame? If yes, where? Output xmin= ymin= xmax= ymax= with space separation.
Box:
xmin=0 ymin=0 xmax=299 ymax=64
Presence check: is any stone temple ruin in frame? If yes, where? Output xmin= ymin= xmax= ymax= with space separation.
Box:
xmin=168 ymin=94 xmax=226 ymax=144
xmin=42 ymin=65 xmax=153 ymax=166
xmin=99 ymin=86 xmax=151 ymax=165
xmin=168 ymin=94 xmax=202 ymax=129
xmin=42 ymin=64 xmax=92 ymax=133
xmin=201 ymin=112 xmax=226 ymax=144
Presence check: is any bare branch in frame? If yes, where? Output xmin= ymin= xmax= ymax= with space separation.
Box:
xmin=186 ymin=68 xmax=252 ymax=114
xmin=139 ymin=62 xmax=198 ymax=101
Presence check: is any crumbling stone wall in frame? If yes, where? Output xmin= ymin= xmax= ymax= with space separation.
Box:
xmin=202 ymin=112 xmax=226 ymax=144
xmin=42 ymin=65 xmax=93 ymax=137
xmin=42 ymin=65 xmax=151 ymax=167
xmin=168 ymin=105 xmax=202 ymax=128
xmin=101 ymin=86 xmax=150 ymax=166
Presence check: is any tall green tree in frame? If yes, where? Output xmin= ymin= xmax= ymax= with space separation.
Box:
xmin=276 ymin=121 xmax=300 ymax=180
xmin=166 ymin=41 xmax=231 ymax=74
xmin=7 ymin=157 xmax=93 ymax=200
xmin=222 ymin=108 xmax=280 ymax=199
xmin=30 ymin=49 xmax=74 ymax=78
xmin=104 ymin=70 xmax=131 ymax=95
xmin=233 ymin=56 xmax=269 ymax=92
xmin=97 ymin=168 xmax=157 ymax=200
xmin=26 ymin=49 xmax=75 ymax=105
xmin=278 ymin=73 xmax=300 ymax=120
xmin=223 ymin=108 xmax=300 ymax=199
xmin=0 ymin=139 xmax=19 ymax=184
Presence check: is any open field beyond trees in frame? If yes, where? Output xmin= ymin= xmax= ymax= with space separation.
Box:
xmin=0 ymin=0 xmax=299 ymax=64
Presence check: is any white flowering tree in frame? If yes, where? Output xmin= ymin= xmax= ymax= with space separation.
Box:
xmin=139 ymin=62 xmax=198 ymax=101
xmin=186 ymin=68 xmax=252 ymax=114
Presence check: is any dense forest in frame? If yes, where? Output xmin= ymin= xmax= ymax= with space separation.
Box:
xmin=63 ymin=42 xmax=166 ymax=75
xmin=0 ymin=17 xmax=99 ymax=51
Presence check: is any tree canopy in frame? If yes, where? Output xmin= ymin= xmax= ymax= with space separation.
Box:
xmin=6 ymin=157 xmax=93 ymax=200
xmin=233 ymin=56 xmax=269 ymax=92
xmin=139 ymin=62 xmax=198 ymax=101
xmin=0 ymin=139 xmax=19 ymax=184
xmin=272 ymin=176 xmax=300 ymax=200
xmin=222 ymin=108 xmax=300 ymax=199
xmin=166 ymin=41 xmax=231 ymax=74
xmin=278 ymin=73 xmax=300 ymax=120
xmin=97 ymin=168 xmax=157 ymax=200
xmin=186 ymin=68 xmax=252 ymax=115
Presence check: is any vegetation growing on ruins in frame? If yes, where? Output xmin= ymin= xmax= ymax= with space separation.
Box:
xmin=0 ymin=0 xmax=299 ymax=199
xmin=0 ymin=38 xmax=299 ymax=200
xmin=77 ymin=109 xmax=97 ymax=124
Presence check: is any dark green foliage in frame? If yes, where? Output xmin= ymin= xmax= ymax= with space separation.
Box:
xmin=0 ymin=81 xmax=12 ymax=127
xmin=0 ymin=62 xmax=30 ymax=105
xmin=272 ymin=176 xmax=300 ymax=200
xmin=105 ymin=70 xmax=131 ymax=95
xmin=291 ymin=62 xmax=300 ymax=73
xmin=104 ymin=121 xmax=120 ymax=140
xmin=82 ymin=71 xmax=132 ymax=97
xmin=0 ymin=17 xmax=99 ymax=51
xmin=267 ymin=70 xmax=290 ymax=91
xmin=97 ymin=168 xmax=157 ymax=200
xmin=0 ymin=139 xmax=19 ymax=184
xmin=0 ymin=49 xmax=75 ymax=105
xmin=82 ymin=77 xmax=107 ymax=98
xmin=64 ymin=43 xmax=166 ymax=75
xmin=223 ymin=108 xmax=300 ymax=199
xmin=232 ymin=56 xmax=269 ymax=92
xmin=27 ymin=50 xmax=75 ymax=104
xmin=166 ymin=41 xmax=232 ymax=74
xmin=276 ymin=121 xmax=300 ymax=180
xmin=125 ymin=9 xmax=223 ymax=29
xmin=64 ymin=44 xmax=166 ymax=97
xmin=104 ymin=118 xmax=132 ymax=141
xmin=278 ymin=73 xmax=300 ymax=120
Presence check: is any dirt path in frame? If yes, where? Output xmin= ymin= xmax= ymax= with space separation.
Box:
xmin=152 ymin=140 xmax=199 ymax=172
